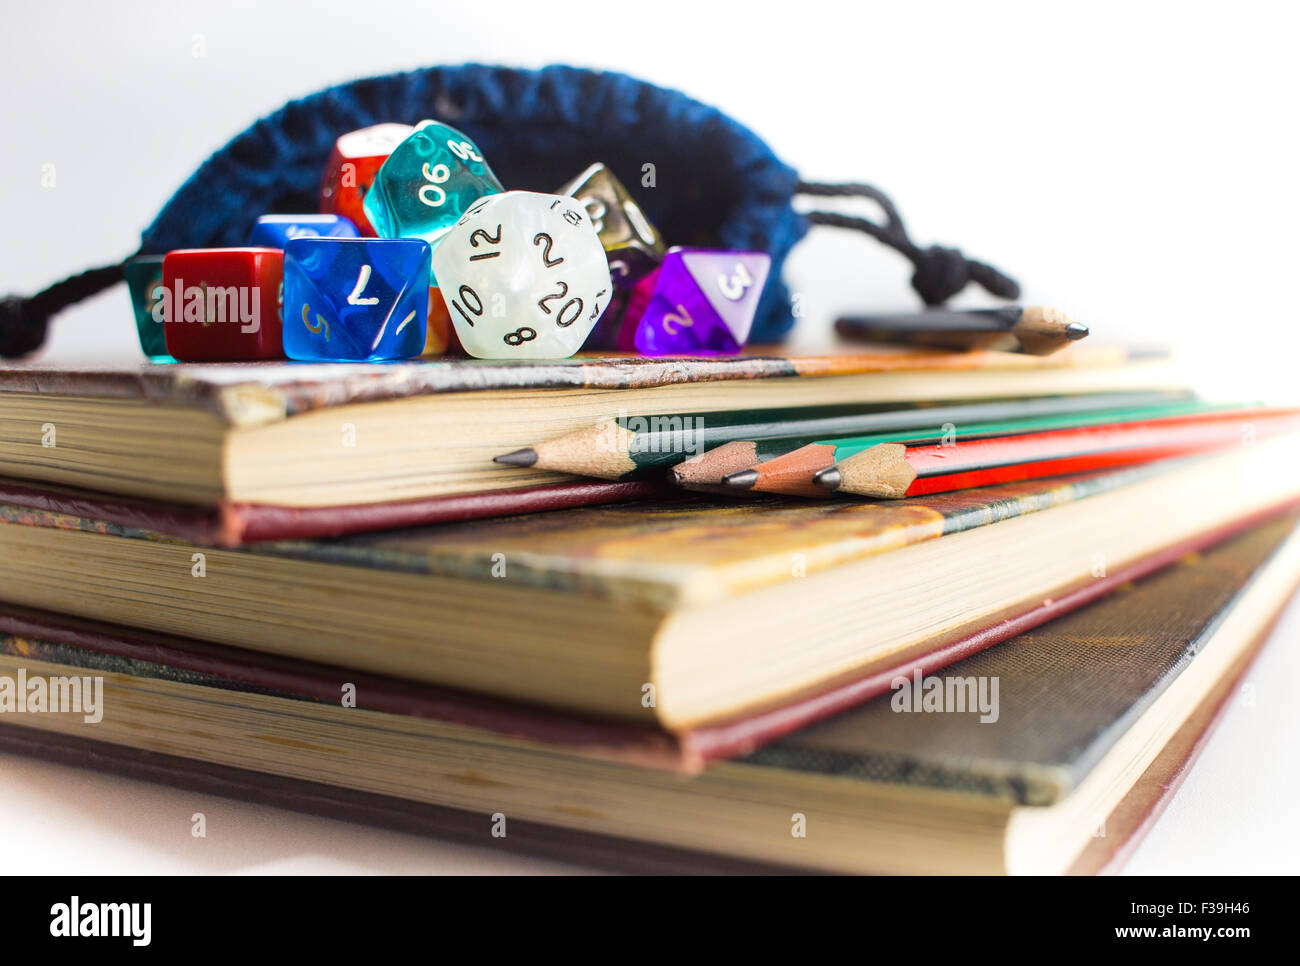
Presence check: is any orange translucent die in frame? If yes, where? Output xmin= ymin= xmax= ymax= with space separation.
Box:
xmin=319 ymin=123 xmax=414 ymax=237
xmin=423 ymin=287 xmax=463 ymax=357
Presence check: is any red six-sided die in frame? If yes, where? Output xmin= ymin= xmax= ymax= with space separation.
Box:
xmin=161 ymin=248 xmax=284 ymax=361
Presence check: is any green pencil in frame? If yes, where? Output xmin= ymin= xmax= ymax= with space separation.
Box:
xmin=493 ymin=390 xmax=1194 ymax=481
xmin=718 ymin=400 xmax=1247 ymax=498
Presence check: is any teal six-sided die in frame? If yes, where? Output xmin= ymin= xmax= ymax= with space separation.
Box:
xmin=362 ymin=119 xmax=503 ymax=247
xmin=124 ymin=255 xmax=173 ymax=361
xmin=282 ymin=237 xmax=431 ymax=362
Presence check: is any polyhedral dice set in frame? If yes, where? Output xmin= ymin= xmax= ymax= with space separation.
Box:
xmin=127 ymin=120 xmax=771 ymax=362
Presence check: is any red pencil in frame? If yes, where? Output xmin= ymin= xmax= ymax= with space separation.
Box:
xmin=813 ymin=407 xmax=1300 ymax=498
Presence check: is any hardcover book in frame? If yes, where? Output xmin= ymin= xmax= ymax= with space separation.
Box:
xmin=0 ymin=345 xmax=1175 ymax=514
xmin=2 ymin=512 xmax=1295 ymax=874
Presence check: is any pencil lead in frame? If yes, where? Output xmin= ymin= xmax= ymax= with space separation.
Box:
xmin=722 ymin=469 xmax=759 ymax=490
xmin=494 ymin=448 xmax=538 ymax=468
xmin=813 ymin=467 xmax=841 ymax=490
xmin=1065 ymin=321 xmax=1089 ymax=341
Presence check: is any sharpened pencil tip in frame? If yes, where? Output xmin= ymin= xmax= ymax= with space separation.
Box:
xmin=494 ymin=448 xmax=538 ymax=468
xmin=1065 ymin=321 xmax=1089 ymax=341
xmin=722 ymin=469 xmax=759 ymax=490
xmin=813 ymin=467 xmax=842 ymax=490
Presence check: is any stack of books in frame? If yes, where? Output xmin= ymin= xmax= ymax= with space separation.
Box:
xmin=2 ymin=340 xmax=1298 ymax=874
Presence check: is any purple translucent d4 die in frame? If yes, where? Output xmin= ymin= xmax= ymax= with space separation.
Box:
xmin=630 ymin=248 xmax=771 ymax=356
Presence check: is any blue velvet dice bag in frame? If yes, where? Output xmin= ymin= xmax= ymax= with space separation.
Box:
xmin=0 ymin=64 xmax=1019 ymax=357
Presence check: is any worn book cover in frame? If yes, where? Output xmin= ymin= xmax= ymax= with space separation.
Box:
xmin=0 ymin=475 xmax=667 ymax=546
xmin=0 ymin=343 xmax=1159 ymax=424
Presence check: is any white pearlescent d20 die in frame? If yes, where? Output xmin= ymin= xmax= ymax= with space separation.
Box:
xmin=431 ymin=190 xmax=613 ymax=359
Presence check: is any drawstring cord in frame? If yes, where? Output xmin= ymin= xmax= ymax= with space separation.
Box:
xmin=796 ymin=180 xmax=1020 ymax=306
xmin=1 ymin=257 xmax=134 ymax=358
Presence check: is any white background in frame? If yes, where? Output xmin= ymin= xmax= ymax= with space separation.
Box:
xmin=1 ymin=0 xmax=1297 ymax=874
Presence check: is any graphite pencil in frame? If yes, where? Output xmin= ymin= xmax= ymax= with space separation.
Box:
xmin=496 ymin=390 xmax=1193 ymax=481
xmin=835 ymin=305 xmax=1088 ymax=356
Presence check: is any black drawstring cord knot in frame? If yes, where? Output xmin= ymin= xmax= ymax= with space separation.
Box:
xmin=797 ymin=180 xmax=1020 ymax=306
xmin=0 ymin=259 xmax=132 ymax=359
xmin=0 ymin=295 xmax=52 ymax=359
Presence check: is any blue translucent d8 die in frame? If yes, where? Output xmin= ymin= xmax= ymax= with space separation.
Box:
xmin=282 ymin=238 xmax=430 ymax=361
xmin=248 ymin=214 xmax=359 ymax=248
xmin=362 ymin=119 xmax=503 ymax=247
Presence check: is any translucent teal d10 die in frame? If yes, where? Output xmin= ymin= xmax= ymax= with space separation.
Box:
xmin=124 ymin=255 xmax=173 ymax=361
xmin=362 ymin=120 xmax=503 ymax=247
xmin=282 ymin=238 xmax=431 ymax=362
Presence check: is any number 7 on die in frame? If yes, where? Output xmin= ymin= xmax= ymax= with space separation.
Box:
xmin=283 ymin=237 xmax=432 ymax=361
